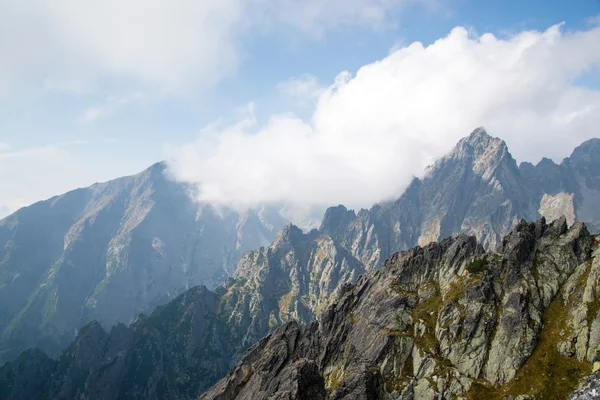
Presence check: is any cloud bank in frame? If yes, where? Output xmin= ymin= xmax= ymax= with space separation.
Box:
xmin=167 ymin=23 xmax=600 ymax=209
xmin=0 ymin=0 xmax=421 ymax=96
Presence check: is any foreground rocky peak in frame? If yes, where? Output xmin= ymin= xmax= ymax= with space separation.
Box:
xmin=202 ymin=217 xmax=600 ymax=400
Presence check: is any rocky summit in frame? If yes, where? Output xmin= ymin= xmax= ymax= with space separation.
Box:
xmin=202 ymin=217 xmax=600 ymax=400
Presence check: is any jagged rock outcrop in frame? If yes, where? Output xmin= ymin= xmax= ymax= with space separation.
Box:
xmin=202 ymin=218 xmax=600 ymax=400
xmin=0 ymin=163 xmax=298 ymax=363
xmin=521 ymin=138 xmax=600 ymax=232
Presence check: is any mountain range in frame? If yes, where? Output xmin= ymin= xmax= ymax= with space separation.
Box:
xmin=203 ymin=217 xmax=600 ymax=400
xmin=2 ymin=217 xmax=599 ymax=399
xmin=0 ymin=128 xmax=599 ymax=399
xmin=0 ymin=163 xmax=323 ymax=362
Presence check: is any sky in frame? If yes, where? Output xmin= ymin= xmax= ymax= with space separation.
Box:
xmin=1 ymin=0 xmax=600 ymax=216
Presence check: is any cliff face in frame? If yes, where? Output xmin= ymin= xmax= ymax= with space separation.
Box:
xmin=202 ymin=217 xmax=600 ymax=400
xmin=220 ymin=225 xmax=366 ymax=350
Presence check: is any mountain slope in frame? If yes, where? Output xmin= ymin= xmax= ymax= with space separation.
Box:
xmin=0 ymin=286 xmax=236 ymax=399
xmin=0 ymin=225 xmax=366 ymax=400
xmin=0 ymin=163 xmax=290 ymax=363
xmin=202 ymin=217 xmax=600 ymax=400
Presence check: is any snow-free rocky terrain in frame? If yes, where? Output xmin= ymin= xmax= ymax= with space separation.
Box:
xmin=2 ymin=217 xmax=600 ymax=399
xmin=0 ymin=128 xmax=599 ymax=399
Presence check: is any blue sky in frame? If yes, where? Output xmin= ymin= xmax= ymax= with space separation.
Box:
xmin=1 ymin=0 xmax=600 ymax=215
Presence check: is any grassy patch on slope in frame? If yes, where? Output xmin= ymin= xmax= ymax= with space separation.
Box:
xmin=467 ymin=294 xmax=590 ymax=400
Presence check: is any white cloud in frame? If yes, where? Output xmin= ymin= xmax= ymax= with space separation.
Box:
xmin=0 ymin=0 xmax=424 ymax=96
xmin=0 ymin=0 xmax=243 ymax=95
xmin=167 ymin=23 xmax=600 ymax=209
xmin=0 ymin=143 xmax=11 ymax=151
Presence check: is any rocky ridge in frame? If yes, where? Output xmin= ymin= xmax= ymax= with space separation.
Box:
xmin=202 ymin=217 xmax=600 ymax=400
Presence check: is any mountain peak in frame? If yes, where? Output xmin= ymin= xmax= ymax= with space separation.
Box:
xmin=319 ymin=205 xmax=356 ymax=237
xmin=441 ymin=128 xmax=510 ymax=174
xmin=273 ymin=223 xmax=304 ymax=244
xmin=466 ymin=126 xmax=492 ymax=143
xmin=570 ymin=138 xmax=600 ymax=160
xmin=461 ymin=126 xmax=506 ymax=151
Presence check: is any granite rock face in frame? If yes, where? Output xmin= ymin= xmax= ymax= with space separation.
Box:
xmin=0 ymin=163 xmax=295 ymax=363
xmin=202 ymin=218 xmax=600 ymax=400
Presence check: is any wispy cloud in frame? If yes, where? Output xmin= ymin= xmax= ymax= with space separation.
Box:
xmin=0 ymin=145 xmax=65 ymax=161
xmin=0 ymin=0 xmax=431 ymax=97
xmin=79 ymin=92 xmax=145 ymax=123
xmin=0 ymin=140 xmax=88 ymax=161
xmin=586 ymin=14 xmax=600 ymax=26
xmin=277 ymin=74 xmax=323 ymax=105
xmin=0 ymin=143 xmax=11 ymax=151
